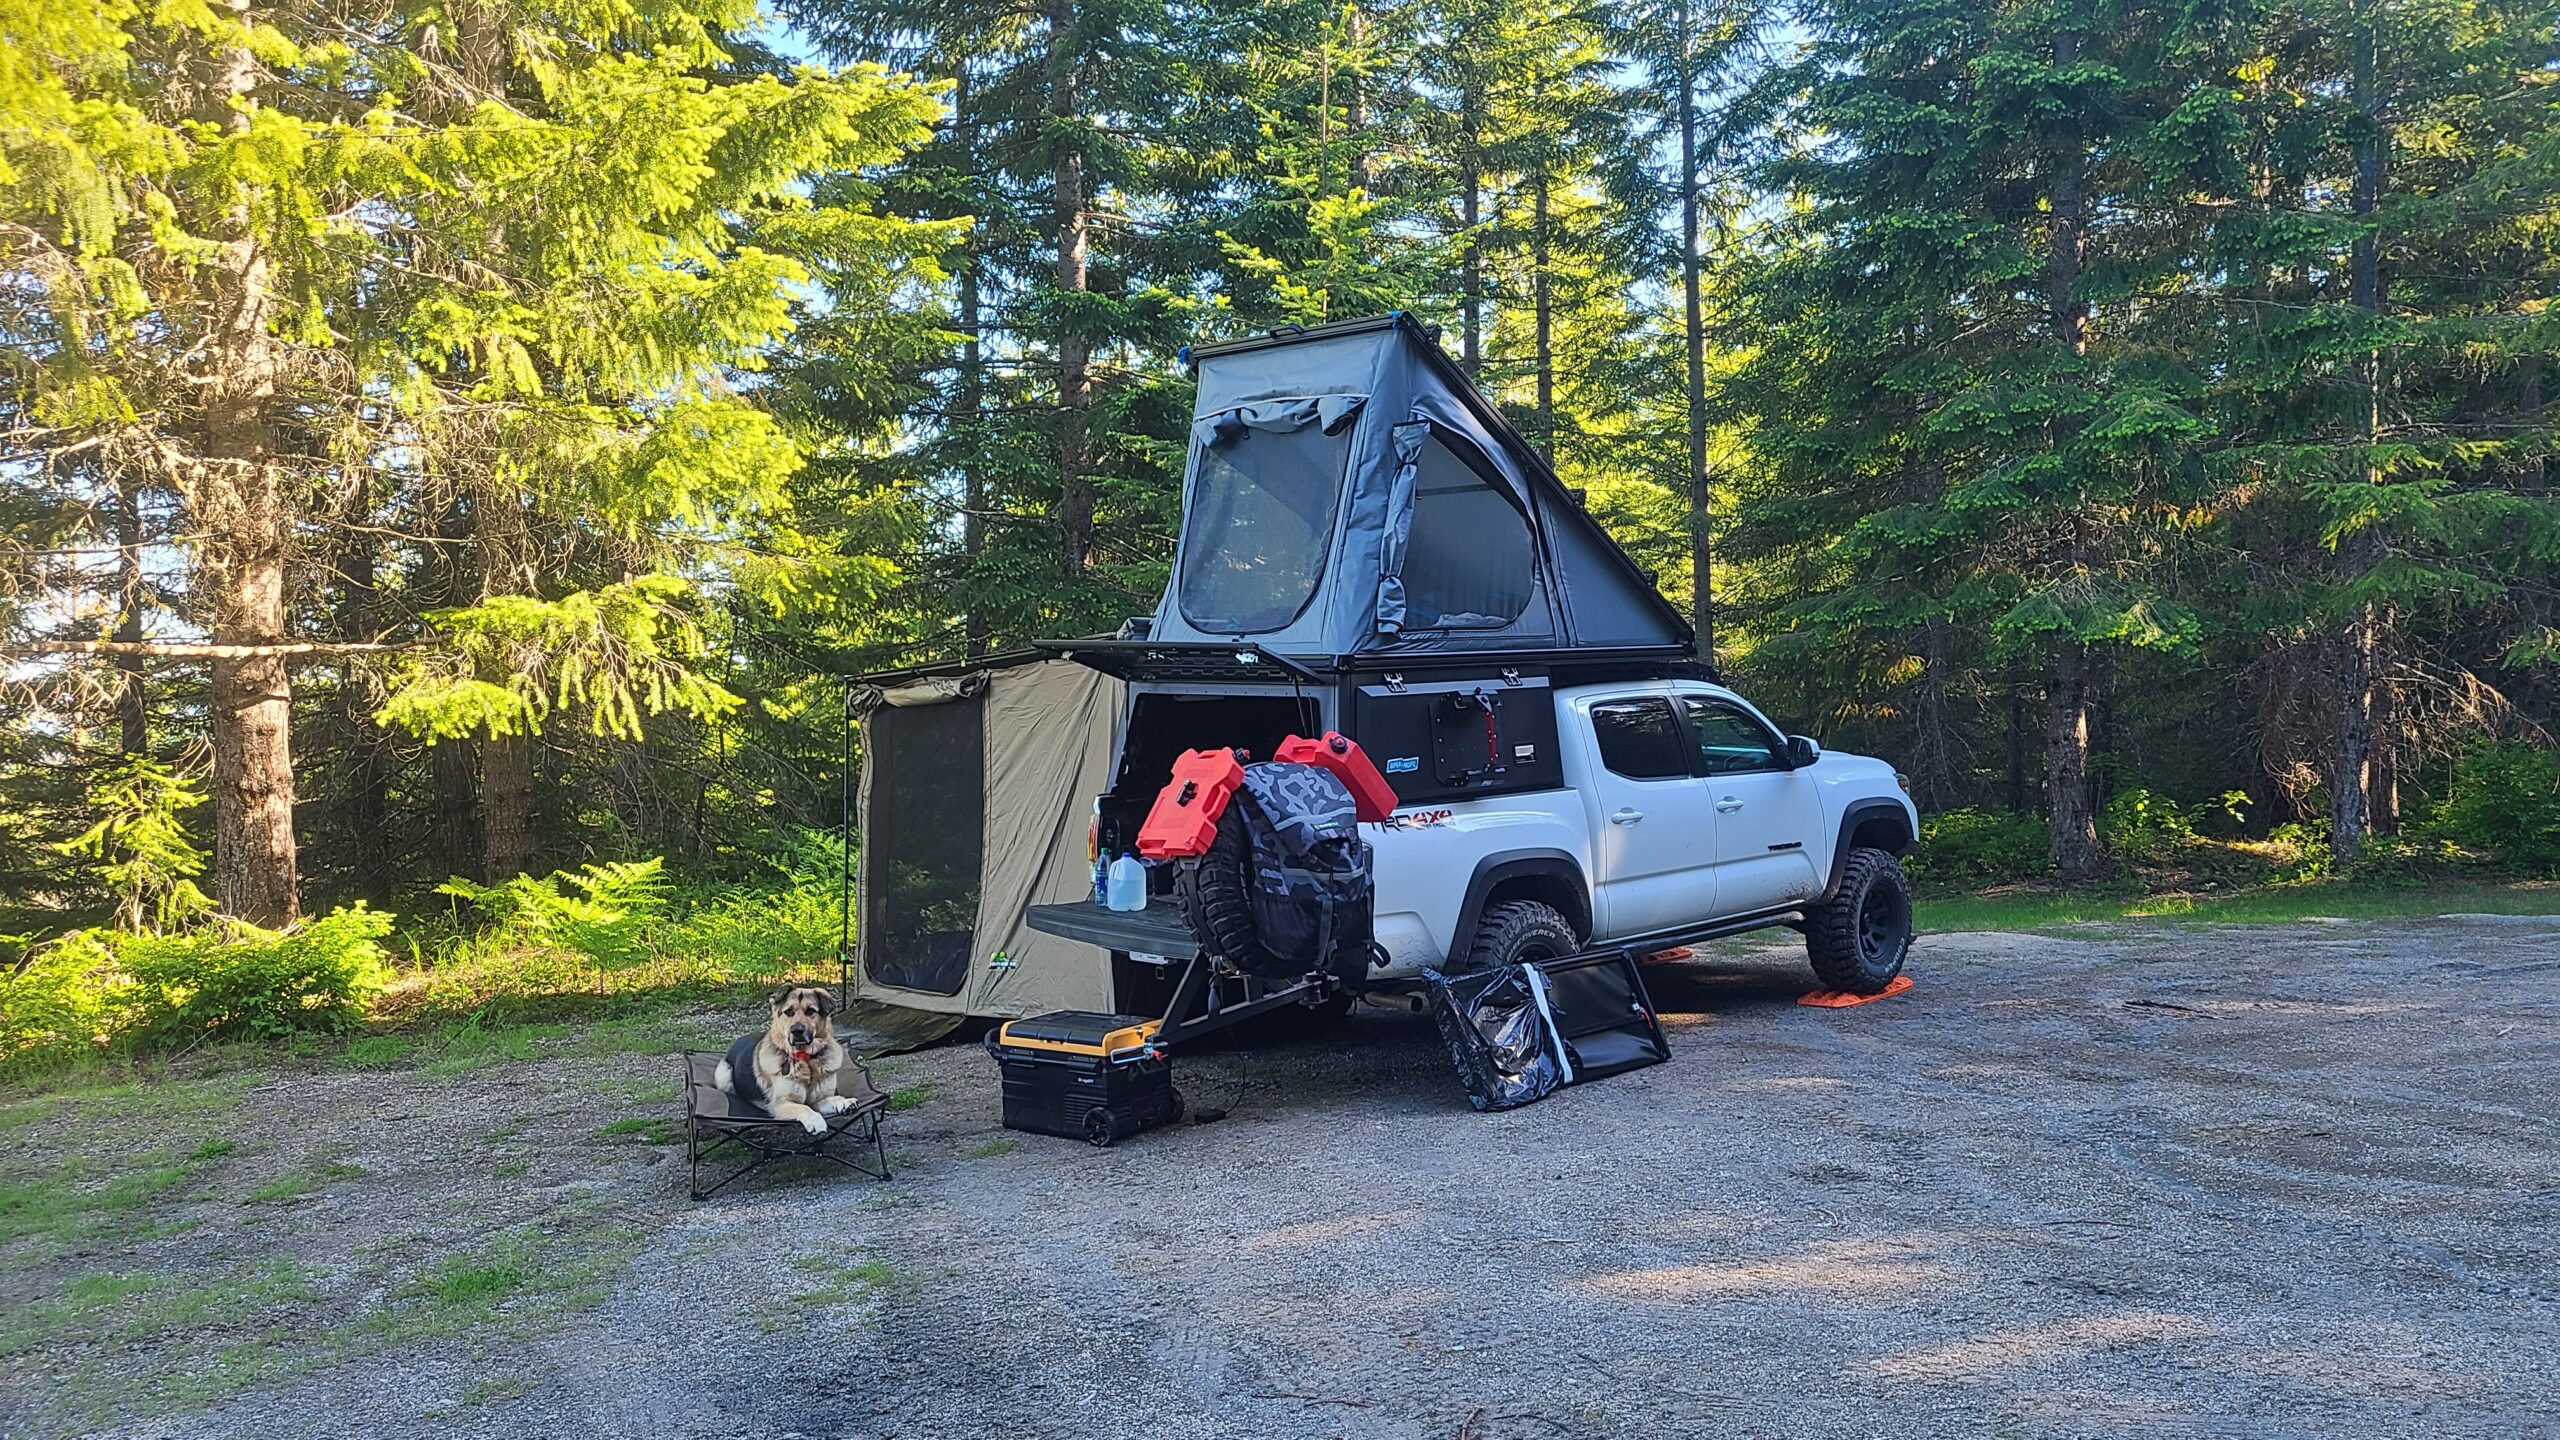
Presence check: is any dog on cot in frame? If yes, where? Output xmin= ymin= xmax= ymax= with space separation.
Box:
xmin=714 ymin=987 xmax=862 ymax=1135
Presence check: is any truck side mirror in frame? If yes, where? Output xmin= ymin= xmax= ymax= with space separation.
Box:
xmin=1787 ymin=735 xmax=1821 ymax=769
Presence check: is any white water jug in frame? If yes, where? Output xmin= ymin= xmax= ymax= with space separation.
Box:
xmin=1106 ymin=853 xmax=1146 ymax=912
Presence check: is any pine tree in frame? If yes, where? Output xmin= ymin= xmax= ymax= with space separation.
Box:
xmin=1 ymin=0 xmax=946 ymax=916
xmin=1737 ymin=0 xmax=2217 ymax=871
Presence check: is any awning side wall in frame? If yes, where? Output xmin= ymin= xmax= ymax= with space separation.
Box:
xmin=964 ymin=662 xmax=1122 ymax=1017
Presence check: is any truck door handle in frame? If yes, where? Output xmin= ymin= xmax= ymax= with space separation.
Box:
xmin=1715 ymin=796 xmax=1744 ymax=813
xmin=1610 ymin=808 xmax=1644 ymax=825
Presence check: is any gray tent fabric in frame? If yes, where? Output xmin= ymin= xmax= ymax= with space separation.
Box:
xmin=851 ymin=656 xmax=1123 ymax=1020
xmin=1153 ymin=313 xmax=1691 ymax=660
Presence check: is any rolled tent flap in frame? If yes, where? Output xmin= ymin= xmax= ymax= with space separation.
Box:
xmin=1191 ymin=393 xmax=1368 ymax=449
xmin=1374 ymin=421 xmax=1430 ymax=635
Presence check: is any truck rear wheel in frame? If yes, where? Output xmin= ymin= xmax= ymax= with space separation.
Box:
xmin=1463 ymin=900 xmax=1579 ymax=973
xmin=1805 ymin=847 xmax=1912 ymax=993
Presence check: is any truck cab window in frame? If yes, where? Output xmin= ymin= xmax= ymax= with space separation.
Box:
xmin=1683 ymin=698 xmax=1783 ymax=774
xmin=1179 ymin=421 xmax=1353 ymax=634
xmin=1591 ymin=698 xmax=1687 ymax=780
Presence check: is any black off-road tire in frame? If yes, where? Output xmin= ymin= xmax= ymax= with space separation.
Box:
xmin=1462 ymin=900 xmax=1580 ymax=973
xmin=1805 ymin=847 xmax=1913 ymax=994
xmin=1175 ymin=808 xmax=1292 ymax=979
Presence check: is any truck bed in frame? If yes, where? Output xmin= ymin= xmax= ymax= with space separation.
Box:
xmin=1023 ymin=898 xmax=1202 ymax=958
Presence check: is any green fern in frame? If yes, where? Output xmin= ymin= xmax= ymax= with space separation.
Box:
xmin=437 ymin=859 xmax=672 ymax=972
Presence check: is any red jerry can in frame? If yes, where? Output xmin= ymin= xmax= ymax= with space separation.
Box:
xmin=1274 ymin=732 xmax=1400 ymax=823
xmin=1134 ymin=748 xmax=1246 ymax=859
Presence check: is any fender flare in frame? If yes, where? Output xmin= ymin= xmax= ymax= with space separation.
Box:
xmin=1818 ymin=799 xmax=1919 ymax=903
xmin=1449 ymin=850 xmax=1591 ymax=963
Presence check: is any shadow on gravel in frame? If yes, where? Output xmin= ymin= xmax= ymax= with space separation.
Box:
xmin=1638 ymin=958 xmax=1823 ymax=1019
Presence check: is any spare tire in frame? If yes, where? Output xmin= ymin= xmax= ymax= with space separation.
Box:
xmin=1175 ymin=805 xmax=1295 ymax=979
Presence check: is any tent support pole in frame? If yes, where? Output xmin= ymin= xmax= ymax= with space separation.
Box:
xmin=839 ymin=680 xmax=855 ymax=1010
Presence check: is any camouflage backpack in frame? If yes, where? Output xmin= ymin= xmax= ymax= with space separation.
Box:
xmin=1177 ymin=760 xmax=1374 ymax=979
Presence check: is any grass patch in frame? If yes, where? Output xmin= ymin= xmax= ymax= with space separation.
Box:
xmin=1920 ymin=879 xmax=2560 ymax=934
xmin=405 ymin=1008 xmax=724 ymax=1078
xmin=590 ymin=1116 xmax=680 ymax=1145
xmin=458 ymin=1373 xmax=542 ymax=1408
xmin=0 ymin=1258 xmax=321 ymax=1360
xmin=242 ymin=1161 xmax=364 ymax=1205
xmin=0 ymin=1140 xmax=233 ymax=1250
xmin=423 ymin=1255 xmax=527 ymax=1305
xmin=24 ymin=1214 xmax=638 ymax=1428
xmin=887 ymin=1082 xmax=938 ymax=1111
xmin=362 ymin=1213 xmax=643 ymax=1347
xmin=243 ymin=1172 xmax=315 ymax=1204
xmin=341 ymin=1033 xmax=417 ymax=1067
xmin=763 ymin=1256 xmax=910 ymax=1329
xmin=958 ymin=1135 xmax=1020 ymax=1159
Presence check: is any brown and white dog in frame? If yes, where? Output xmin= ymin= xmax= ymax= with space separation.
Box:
xmin=713 ymin=986 xmax=862 ymax=1134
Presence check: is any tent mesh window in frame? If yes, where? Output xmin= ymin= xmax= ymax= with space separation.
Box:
xmin=861 ymin=692 xmax=985 ymax=995
xmin=1402 ymin=434 xmax=1536 ymax=629
xmin=1179 ymin=421 xmax=1354 ymax=634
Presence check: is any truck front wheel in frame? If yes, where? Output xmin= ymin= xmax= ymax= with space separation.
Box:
xmin=1463 ymin=900 xmax=1580 ymax=972
xmin=1805 ymin=847 xmax=1913 ymax=993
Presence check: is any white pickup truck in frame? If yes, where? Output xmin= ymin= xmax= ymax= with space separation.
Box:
xmin=1365 ymin=676 xmax=1919 ymax=994
xmin=1027 ymin=654 xmax=1921 ymax=1015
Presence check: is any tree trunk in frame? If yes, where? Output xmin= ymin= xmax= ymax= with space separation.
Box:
xmin=2046 ymin=638 xmax=2101 ymax=876
xmin=113 ymin=478 xmax=146 ymax=756
xmin=957 ymin=62 xmax=988 ymax=661
xmin=1460 ymin=123 xmax=1482 ymax=380
xmin=338 ymin=487 xmax=392 ymax=896
xmin=2335 ymin=14 xmax=2390 ymax=864
xmin=1532 ymin=153 xmax=1554 ymax=462
xmin=1345 ymin=7 xmax=1369 ymax=194
xmin=2331 ymin=603 xmax=2375 ymax=854
xmin=1048 ymin=0 xmax=1096 ymax=577
xmin=1910 ymin=616 xmax=1960 ymax=811
xmin=2521 ymin=359 xmax=2554 ymax=730
xmin=2006 ymin=664 xmax=2027 ymax=813
xmin=426 ymin=495 xmax=478 ymax=880
xmin=2042 ymin=26 xmax=2097 ymax=879
xmin=1676 ymin=0 xmax=1713 ymax=659
xmin=201 ymin=0 xmax=298 ymax=926
xmin=475 ymin=480 xmax=537 ymax=881
xmin=2368 ymin=620 xmax=2399 ymax=834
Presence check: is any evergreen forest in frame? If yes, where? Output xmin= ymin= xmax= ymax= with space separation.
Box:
xmin=6 ymin=0 xmax=2560 ymax=1064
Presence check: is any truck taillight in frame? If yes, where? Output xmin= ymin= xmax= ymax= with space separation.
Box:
xmin=1895 ymin=772 xmax=1911 ymax=794
xmin=1087 ymin=813 xmax=1100 ymax=862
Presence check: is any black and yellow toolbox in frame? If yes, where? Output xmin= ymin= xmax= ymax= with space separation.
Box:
xmin=985 ymin=1011 xmax=1181 ymax=1146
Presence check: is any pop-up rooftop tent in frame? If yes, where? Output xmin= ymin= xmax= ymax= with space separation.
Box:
xmin=847 ymin=652 xmax=1123 ymax=1022
xmin=1146 ymin=312 xmax=1694 ymax=665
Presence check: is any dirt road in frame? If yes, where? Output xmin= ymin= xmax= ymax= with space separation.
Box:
xmin=7 ymin=915 xmax=2556 ymax=1439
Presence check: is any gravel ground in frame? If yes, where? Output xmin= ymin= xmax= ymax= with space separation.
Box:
xmin=6 ymin=915 xmax=2557 ymax=1440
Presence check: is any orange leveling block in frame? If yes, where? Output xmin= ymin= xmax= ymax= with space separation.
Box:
xmin=1798 ymin=974 xmax=1915 ymax=1008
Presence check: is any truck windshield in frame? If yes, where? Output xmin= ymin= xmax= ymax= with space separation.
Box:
xmin=1178 ymin=421 xmax=1352 ymax=633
